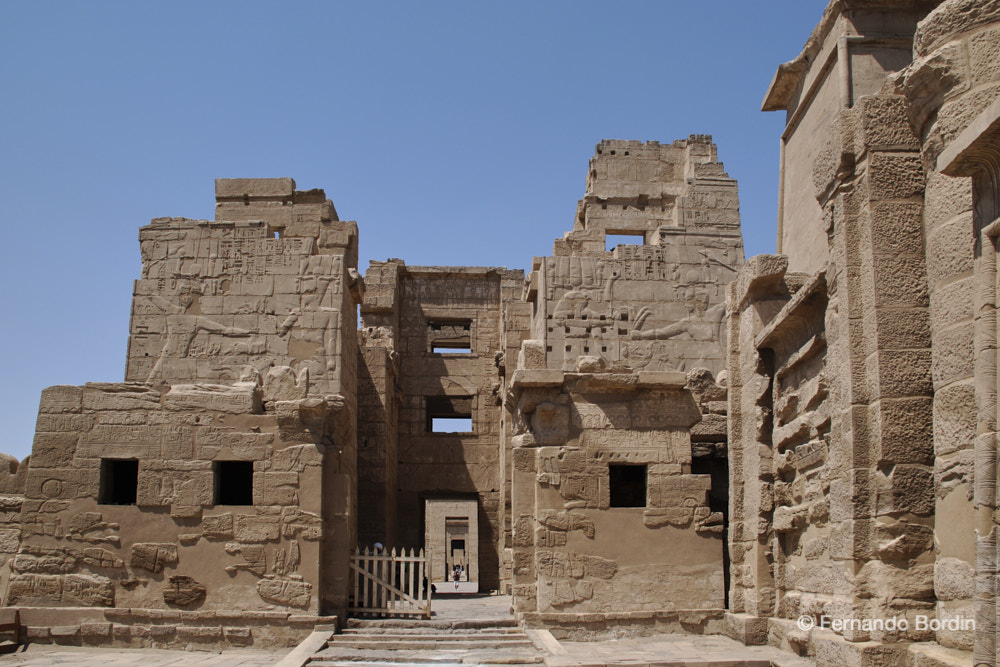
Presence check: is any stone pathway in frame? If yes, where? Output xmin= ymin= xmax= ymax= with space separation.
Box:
xmin=551 ymin=634 xmax=814 ymax=667
xmin=0 ymin=595 xmax=817 ymax=666
xmin=0 ymin=645 xmax=285 ymax=666
xmin=278 ymin=595 xmax=814 ymax=667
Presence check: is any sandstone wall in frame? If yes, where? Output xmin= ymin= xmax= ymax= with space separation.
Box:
xmin=729 ymin=91 xmax=940 ymax=667
xmin=8 ymin=381 xmax=338 ymax=646
xmin=893 ymin=0 xmax=1000 ymax=660
xmin=532 ymin=137 xmax=743 ymax=377
xmin=358 ymin=262 xmax=523 ymax=592
xmin=728 ymin=0 xmax=1000 ymax=663
xmin=763 ymin=0 xmax=938 ymax=273
xmin=126 ymin=178 xmax=361 ymax=399
xmin=509 ymin=137 xmax=741 ymax=637
xmin=498 ymin=298 xmax=532 ymax=593
xmin=0 ymin=455 xmax=26 ymax=609
xmin=5 ymin=178 xmax=362 ymax=646
xmin=357 ymin=260 xmax=403 ymax=549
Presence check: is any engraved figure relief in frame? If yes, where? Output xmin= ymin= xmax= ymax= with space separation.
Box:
xmin=630 ymin=301 xmax=725 ymax=342
xmin=145 ymin=292 xmax=251 ymax=382
xmin=279 ymin=255 xmax=343 ymax=376
xmin=551 ymin=273 xmax=618 ymax=322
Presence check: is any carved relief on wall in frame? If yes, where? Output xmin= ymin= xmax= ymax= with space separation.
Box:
xmin=128 ymin=221 xmax=347 ymax=389
xmin=540 ymin=237 xmax=737 ymax=374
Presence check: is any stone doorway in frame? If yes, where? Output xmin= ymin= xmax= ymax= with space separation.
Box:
xmin=424 ymin=498 xmax=479 ymax=593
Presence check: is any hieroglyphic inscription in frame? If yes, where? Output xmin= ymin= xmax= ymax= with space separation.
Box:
xmin=572 ymin=400 xmax=691 ymax=429
xmin=581 ymin=429 xmax=688 ymax=464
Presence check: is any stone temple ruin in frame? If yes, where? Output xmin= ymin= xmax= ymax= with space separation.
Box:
xmin=3 ymin=1 xmax=1000 ymax=665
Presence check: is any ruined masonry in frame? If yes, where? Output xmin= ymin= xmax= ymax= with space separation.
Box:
xmin=2 ymin=1 xmax=1000 ymax=666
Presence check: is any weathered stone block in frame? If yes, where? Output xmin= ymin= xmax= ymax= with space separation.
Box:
xmin=871 ymin=397 xmax=934 ymax=465
xmin=256 ymin=576 xmax=312 ymax=608
xmin=80 ymin=622 xmax=112 ymax=640
xmin=130 ymin=543 xmax=178 ymax=573
xmin=202 ymin=513 xmax=233 ymax=539
xmin=724 ymin=612 xmax=769 ymax=646
xmin=163 ymin=575 xmax=207 ymax=607
xmin=164 ymin=383 xmax=261 ymax=414
xmin=932 ymin=381 xmax=975 ymax=457
xmin=857 ymin=96 xmax=921 ymax=151
xmin=215 ymin=177 xmax=294 ymax=199
xmin=29 ymin=432 xmax=78 ymax=469
xmin=934 ymin=556 xmax=974 ymax=601
xmin=177 ymin=625 xmax=222 ymax=644
xmin=83 ymin=384 xmax=161 ymax=411
xmin=234 ymin=514 xmax=280 ymax=542
xmin=925 ymin=213 xmax=974 ymax=289
xmin=255 ymin=471 xmax=299 ymax=505
xmin=272 ymin=444 xmax=323 ymax=472
xmin=930 ymin=322 xmax=974 ymax=388
xmin=868 ymin=152 xmax=924 ymax=200
xmin=224 ymin=626 xmax=252 ymax=645
xmin=38 ymin=385 xmax=83 ymax=414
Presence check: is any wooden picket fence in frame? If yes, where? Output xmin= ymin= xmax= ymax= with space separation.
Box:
xmin=349 ymin=546 xmax=432 ymax=618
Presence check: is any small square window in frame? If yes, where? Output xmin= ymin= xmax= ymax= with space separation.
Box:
xmin=609 ymin=464 xmax=647 ymax=508
xmin=428 ymin=319 xmax=473 ymax=354
xmin=215 ymin=461 xmax=254 ymax=505
xmin=606 ymin=233 xmax=644 ymax=252
xmin=100 ymin=459 xmax=138 ymax=505
xmin=426 ymin=395 xmax=473 ymax=434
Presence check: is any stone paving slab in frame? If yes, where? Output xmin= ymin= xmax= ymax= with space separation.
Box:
xmin=551 ymin=634 xmax=814 ymax=667
xmin=0 ymin=645 xmax=286 ymax=666
xmin=427 ymin=594 xmax=514 ymax=622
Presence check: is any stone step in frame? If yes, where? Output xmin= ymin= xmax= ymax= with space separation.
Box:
xmin=334 ymin=632 xmax=531 ymax=642
xmin=325 ymin=639 xmax=536 ymax=651
xmin=340 ymin=627 xmax=524 ymax=636
xmin=346 ymin=618 xmax=519 ymax=630
xmin=311 ymin=651 xmax=544 ymax=665
xmin=310 ymin=662 xmax=542 ymax=667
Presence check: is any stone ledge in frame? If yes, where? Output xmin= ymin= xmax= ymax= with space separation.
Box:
xmin=215 ymin=177 xmax=295 ymax=199
xmin=520 ymin=608 xmax=725 ymax=640
xmin=734 ymin=255 xmax=789 ymax=309
xmin=724 ymin=611 xmax=769 ymax=646
xmin=755 ymin=270 xmax=826 ymax=349
xmin=908 ymin=641 xmax=975 ymax=667
xmin=810 ymin=627 xmax=906 ymax=667
xmin=938 ymin=95 xmax=1000 ymax=177
xmin=12 ymin=606 xmax=331 ymax=650
xmin=511 ymin=370 xmax=565 ymax=389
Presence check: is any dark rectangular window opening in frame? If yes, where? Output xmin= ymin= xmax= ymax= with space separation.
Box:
xmin=609 ymin=464 xmax=647 ymax=507
xmin=426 ymin=395 xmax=473 ymax=434
xmin=100 ymin=459 xmax=138 ymax=505
xmin=215 ymin=460 xmax=254 ymax=506
xmin=428 ymin=319 xmax=473 ymax=354
xmin=606 ymin=233 xmax=645 ymax=252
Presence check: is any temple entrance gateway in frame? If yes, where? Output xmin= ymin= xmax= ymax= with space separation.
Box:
xmin=425 ymin=498 xmax=479 ymax=593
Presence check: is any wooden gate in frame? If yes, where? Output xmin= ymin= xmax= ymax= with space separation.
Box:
xmin=349 ymin=547 xmax=432 ymax=618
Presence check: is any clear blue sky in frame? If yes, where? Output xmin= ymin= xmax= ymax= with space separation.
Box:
xmin=0 ymin=1 xmax=827 ymax=461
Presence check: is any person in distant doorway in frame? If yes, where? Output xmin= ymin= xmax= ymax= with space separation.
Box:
xmin=453 ymin=563 xmax=463 ymax=589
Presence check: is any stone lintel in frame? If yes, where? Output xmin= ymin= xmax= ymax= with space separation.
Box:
xmin=938 ymin=96 xmax=1000 ymax=178
xmin=524 ymin=271 xmax=538 ymax=302
xmin=402 ymin=265 xmax=508 ymax=278
xmin=755 ymin=270 xmax=827 ymax=348
xmin=510 ymin=370 xmax=565 ymax=389
xmin=734 ymin=254 xmax=789 ymax=309
xmin=762 ymin=57 xmax=808 ymax=112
